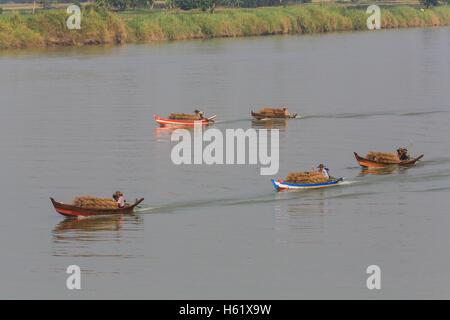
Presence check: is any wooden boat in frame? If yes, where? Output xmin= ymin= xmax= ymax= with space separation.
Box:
xmin=50 ymin=197 xmax=144 ymax=217
xmin=154 ymin=114 xmax=216 ymax=126
xmin=354 ymin=152 xmax=423 ymax=168
xmin=251 ymin=111 xmax=295 ymax=120
xmin=271 ymin=178 xmax=345 ymax=191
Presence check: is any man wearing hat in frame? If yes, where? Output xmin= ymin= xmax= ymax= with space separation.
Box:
xmin=281 ymin=105 xmax=297 ymax=118
xmin=194 ymin=109 xmax=205 ymax=120
xmin=316 ymin=164 xmax=330 ymax=180
xmin=397 ymin=147 xmax=410 ymax=161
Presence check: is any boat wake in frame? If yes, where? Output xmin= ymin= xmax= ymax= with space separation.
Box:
xmin=420 ymin=158 xmax=450 ymax=166
xmin=134 ymin=206 xmax=157 ymax=213
xmin=300 ymin=110 xmax=447 ymax=120
xmin=129 ymin=178 xmax=366 ymax=214
xmin=339 ymin=180 xmax=358 ymax=186
xmin=213 ymin=118 xmax=249 ymax=124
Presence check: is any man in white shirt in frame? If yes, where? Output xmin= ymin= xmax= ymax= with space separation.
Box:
xmin=313 ymin=164 xmax=329 ymax=180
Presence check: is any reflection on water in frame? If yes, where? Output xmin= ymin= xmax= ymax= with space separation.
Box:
xmin=52 ymin=214 xmax=143 ymax=258
xmin=358 ymin=166 xmax=407 ymax=176
xmin=154 ymin=124 xmax=217 ymax=140
xmin=154 ymin=120 xmax=288 ymax=139
xmin=273 ymin=196 xmax=328 ymax=244
xmin=0 ymin=45 xmax=119 ymax=60
xmin=251 ymin=119 xmax=289 ymax=130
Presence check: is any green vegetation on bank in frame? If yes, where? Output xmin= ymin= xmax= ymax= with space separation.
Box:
xmin=1 ymin=5 xmax=450 ymax=49
xmin=0 ymin=6 xmax=127 ymax=49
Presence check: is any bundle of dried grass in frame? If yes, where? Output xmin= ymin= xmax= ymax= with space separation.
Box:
xmin=168 ymin=113 xmax=201 ymax=120
xmin=259 ymin=108 xmax=285 ymax=118
xmin=72 ymin=196 xmax=118 ymax=209
xmin=285 ymin=172 xmax=328 ymax=184
xmin=366 ymin=152 xmax=400 ymax=164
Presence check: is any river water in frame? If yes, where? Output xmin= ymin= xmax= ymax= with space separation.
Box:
xmin=0 ymin=27 xmax=449 ymax=299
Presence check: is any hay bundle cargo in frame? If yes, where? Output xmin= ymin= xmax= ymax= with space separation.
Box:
xmin=285 ymin=172 xmax=328 ymax=184
xmin=258 ymin=108 xmax=285 ymax=118
xmin=168 ymin=113 xmax=201 ymax=120
xmin=71 ymin=196 xmax=118 ymax=209
xmin=366 ymin=152 xmax=400 ymax=164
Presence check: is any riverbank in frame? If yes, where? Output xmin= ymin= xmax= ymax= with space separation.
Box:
xmin=1 ymin=5 xmax=449 ymax=50
xmin=0 ymin=6 xmax=127 ymax=49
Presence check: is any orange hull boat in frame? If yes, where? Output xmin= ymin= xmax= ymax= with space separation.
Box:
xmin=354 ymin=152 xmax=423 ymax=168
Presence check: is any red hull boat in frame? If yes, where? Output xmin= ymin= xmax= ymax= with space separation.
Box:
xmin=354 ymin=152 xmax=423 ymax=168
xmin=50 ymin=197 xmax=144 ymax=217
xmin=154 ymin=114 xmax=216 ymax=126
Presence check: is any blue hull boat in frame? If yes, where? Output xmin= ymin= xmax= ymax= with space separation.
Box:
xmin=272 ymin=177 xmax=345 ymax=191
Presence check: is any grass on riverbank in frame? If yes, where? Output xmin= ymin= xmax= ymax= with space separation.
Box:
xmin=125 ymin=5 xmax=450 ymax=41
xmin=0 ymin=6 xmax=127 ymax=49
xmin=1 ymin=5 xmax=449 ymax=49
